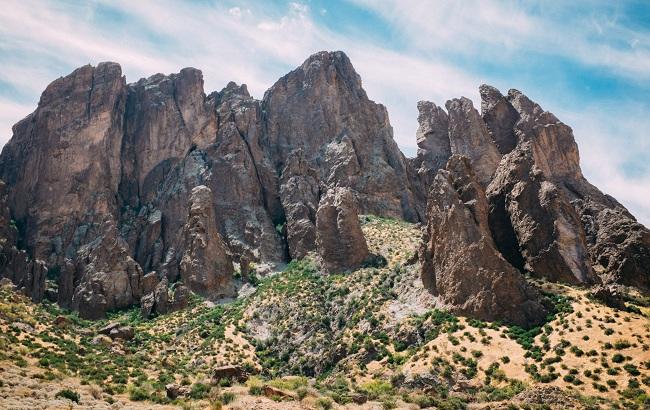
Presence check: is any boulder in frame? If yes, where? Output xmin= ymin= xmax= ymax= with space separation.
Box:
xmin=316 ymin=188 xmax=370 ymax=274
xmin=211 ymin=365 xmax=248 ymax=383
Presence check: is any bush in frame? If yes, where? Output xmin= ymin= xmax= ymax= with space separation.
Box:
xmin=128 ymin=385 xmax=149 ymax=401
xmin=221 ymin=392 xmax=235 ymax=404
xmin=55 ymin=389 xmax=80 ymax=403
xmin=315 ymin=397 xmax=333 ymax=409
xmin=189 ymin=382 xmax=210 ymax=399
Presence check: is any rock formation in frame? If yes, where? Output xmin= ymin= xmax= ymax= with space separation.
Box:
xmin=420 ymin=156 xmax=547 ymax=326
xmin=71 ymin=220 xmax=145 ymax=319
xmin=280 ymin=149 xmax=320 ymax=259
xmin=263 ymin=51 xmax=421 ymax=222
xmin=413 ymin=101 xmax=451 ymax=186
xmin=0 ymin=50 xmax=648 ymax=322
xmin=179 ymin=185 xmax=235 ymax=299
xmin=316 ymin=187 xmax=370 ymax=274
xmin=0 ymin=180 xmax=47 ymax=302
xmin=486 ymin=143 xmax=597 ymax=284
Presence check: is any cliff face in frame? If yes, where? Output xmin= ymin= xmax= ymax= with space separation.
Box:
xmin=418 ymin=84 xmax=650 ymax=308
xmin=0 ymin=50 xmax=648 ymax=323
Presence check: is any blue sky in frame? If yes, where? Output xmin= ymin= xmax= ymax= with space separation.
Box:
xmin=0 ymin=0 xmax=649 ymax=224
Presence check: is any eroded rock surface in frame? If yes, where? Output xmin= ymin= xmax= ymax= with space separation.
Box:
xmin=316 ymin=187 xmax=369 ymax=274
xmin=420 ymin=156 xmax=547 ymax=326
xmin=179 ymin=185 xmax=235 ymax=299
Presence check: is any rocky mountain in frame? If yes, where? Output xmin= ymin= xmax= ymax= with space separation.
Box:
xmin=0 ymin=50 xmax=648 ymax=326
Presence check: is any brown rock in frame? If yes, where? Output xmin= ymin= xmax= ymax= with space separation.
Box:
xmin=179 ymin=185 xmax=235 ymax=299
xmin=263 ymin=51 xmax=421 ymax=222
xmin=316 ymin=187 xmax=370 ymax=274
xmin=420 ymin=155 xmax=547 ymax=326
xmin=414 ymin=101 xmax=451 ymax=186
xmin=71 ymin=220 xmax=145 ymax=319
xmin=0 ymin=180 xmax=47 ymax=302
xmin=211 ymin=365 xmax=248 ymax=383
xmin=479 ymin=84 xmax=519 ymax=155
xmin=445 ymin=97 xmax=502 ymax=186
xmin=280 ymin=149 xmax=320 ymax=259
xmin=263 ymin=385 xmax=295 ymax=400
xmin=165 ymin=383 xmax=190 ymax=399
xmin=590 ymin=284 xmax=626 ymax=310
xmin=0 ymin=62 xmax=126 ymax=266
xmin=487 ymin=142 xmax=597 ymax=284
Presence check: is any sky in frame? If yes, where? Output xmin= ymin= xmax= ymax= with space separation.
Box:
xmin=0 ymin=0 xmax=649 ymax=224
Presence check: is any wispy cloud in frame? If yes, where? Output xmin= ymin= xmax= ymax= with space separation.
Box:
xmin=0 ymin=0 xmax=647 ymax=225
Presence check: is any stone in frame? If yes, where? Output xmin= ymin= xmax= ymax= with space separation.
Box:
xmin=0 ymin=180 xmax=47 ymax=302
xmin=315 ymin=187 xmax=370 ymax=274
xmin=420 ymin=155 xmax=547 ymax=326
xmin=263 ymin=385 xmax=295 ymax=400
xmin=165 ymin=383 xmax=190 ymax=400
xmin=99 ymin=322 xmax=134 ymax=340
xmin=179 ymin=185 xmax=235 ymax=299
xmin=479 ymin=84 xmax=519 ymax=155
xmin=53 ymin=316 xmax=70 ymax=328
xmin=590 ymin=284 xmax=626 ymax=310
xmin=90 ymin=335 xmax=112 ymax=346
xmin=0 ymin=62 xmax=126 ymax=266
xmin=578 ymin=199 xmax=650 ymax=291
xmin=263 ymin=51 xmax=421 ymax=222
xmin=211 ymin=365 xmax=248 ymax=383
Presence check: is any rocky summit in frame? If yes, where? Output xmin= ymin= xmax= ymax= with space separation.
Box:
xmin=0 ymin=51 xmax=649 ymax=409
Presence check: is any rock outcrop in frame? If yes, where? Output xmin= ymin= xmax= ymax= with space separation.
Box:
xmin=486 ymin=143 xmax=597 ymax=284
xmin=71 ymin=220 xmax=145 ymax=319
xmin=445 ymin=98 xmax=502 ymax=186
xmin=0 ymin=181 xmax=47 ymax=302
xmin=316 ymin=187 xmax=370 ymax=274
xmin=0 ymin=62 xmax=126 ymax=266
xmin=280 ymin=149 xmax=320 ymax=259
xmin=179 ymin=185 xmax=235 ymax=299
xmin=0 ymin=50 xmax=648 ymax=322
xmin=263 ymin=51 xmax=421 ymax=222
xmin=413 ymin=101 xmax=451 ymax=186
xmin=420 ymin=156 xmax=547 ymax=326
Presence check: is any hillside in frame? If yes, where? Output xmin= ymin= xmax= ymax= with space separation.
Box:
xmin=1 ymin=216 xmax=649 ymax=409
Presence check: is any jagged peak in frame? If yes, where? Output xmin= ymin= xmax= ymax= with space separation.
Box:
xmin=479 ymin=84 xmax=505 ymax=114
xmin=445 ymin=96 xmax=476 ymax=112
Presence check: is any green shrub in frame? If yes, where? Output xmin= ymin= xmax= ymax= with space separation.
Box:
xmin=315 ymin=397 xmax=333 ymax=409
xmin=221 ymin=392 xmax=235 ymax=404
xmin=55 ymin=389 xmax=80 ymax=403
xmin=189 ymin=382 xmax=210 ymax=399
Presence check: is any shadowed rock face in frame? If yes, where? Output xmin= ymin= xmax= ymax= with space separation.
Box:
xmin=0 ymin=180 xmax=47 ymax=302
xmin=486 ymin=143 xmax=597 ymax=284
xmin=420 ymin=156 xmax=547 ymax=326
xmin=316 ymin=187 xmax=369 ymax=274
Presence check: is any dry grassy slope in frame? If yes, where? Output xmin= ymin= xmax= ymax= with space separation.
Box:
xmin=0 ymin=215 xmax=648 ymax=410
